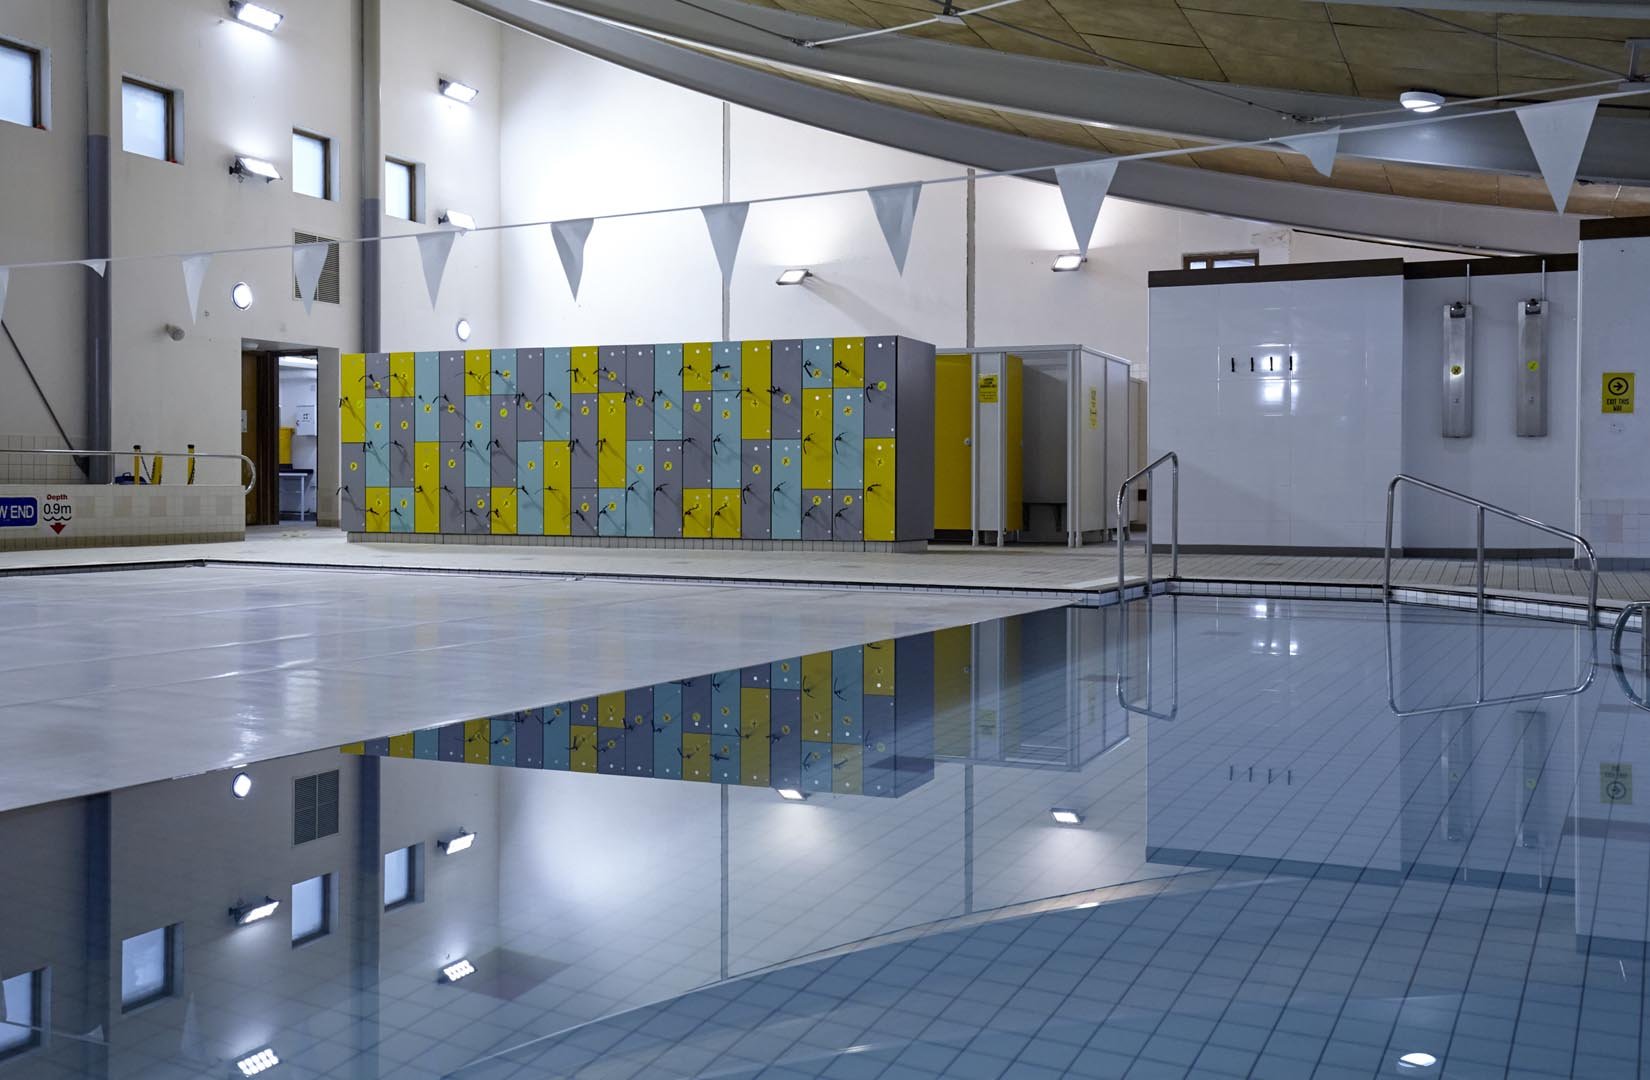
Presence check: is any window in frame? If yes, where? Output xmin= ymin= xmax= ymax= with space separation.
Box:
xmin=291 ymin=874 xmax=330 ymax=945
xmin=292 ymin=130 xmax=330 ymax=199
xmin=384 ymin=158 xmax=416 ymax=221
xmin=1183 ymin=251 xmax=1259 ymax=270
xmin=384 ymin=845 xmax=417 ymax=909
xmin=0 ymin=970 xmax=40 ymax=1059
xmin=120 ymin=926 xmax=174 ymax=1011
xmin=121 ymin=79 xmax=176 ymax=162
xmin=0 ymin=40 xmax=41 ymax=129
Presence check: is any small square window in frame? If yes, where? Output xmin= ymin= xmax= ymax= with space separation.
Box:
xmin=293 ymin=130 xmax=330 ymax=199
xmin=0 ymin=40 xmax=41 ymax=129
xmin=120 ymin=926 xmax=174 ymax=1011
xmin=384 ymin=845 xmax=417 ymax=909
xmin=0 ymin=970 xmax=41 ymax=1059
xmin=384 ymin=158 xmax=417 ymax=221
xmin=291 ymin=874 xmax=330 ymax=945
xmin=1182 ymin=250 xmax=1258 ymax=270
xmin=121 ymin=79 xmax=176 ymax=162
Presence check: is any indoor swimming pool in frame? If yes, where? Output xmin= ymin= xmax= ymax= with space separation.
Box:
xmin=2 ymin=594 xmax=1643 ymax=1079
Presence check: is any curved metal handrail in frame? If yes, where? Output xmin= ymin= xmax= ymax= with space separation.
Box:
xmin=1384 ymin=603 xmax=1596 ymax=717
xmin=1610 ymin=602 xmax=1650 ymax=711
xmin=1383 ymin=473 xmax=1598 ymax=627
xmin=0 ymin=447 xmax=256 ymax=494
xmin=1116 ymin=594 xmax=1178 ymax=721
xmin=1116 ymin=451 xmax=1178 ymax=598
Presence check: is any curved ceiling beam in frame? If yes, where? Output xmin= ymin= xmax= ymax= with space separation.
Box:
xmin=467 ymin=0 xmax=1650 ymax=185
xmin=455 ymin=0 xmax=1581 ymax=253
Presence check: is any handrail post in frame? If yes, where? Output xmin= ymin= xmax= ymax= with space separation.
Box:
xmin=1384 ymin=478 xmax=1397 ymax=600
xmin=1475 ymin=505 xmax=1486 ymax=614
xmin=1116 ymin=481 xmax=1127 ymax=595
xmin=1170 ymin=454 xmax=1179 ymax=578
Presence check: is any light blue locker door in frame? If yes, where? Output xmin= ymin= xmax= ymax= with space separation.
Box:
xmin=771 ymin=439 xmax=801 ymax=540
xmin=712 ymin=672 xmax=741 ymax=736
xmin=518 ymin=441 xmax=544 ymax=535
xmin=413 ymin=729 xmax=439 ymax=760
xmin=364 ymin=399 xmax=390 ymax=485
xmin=833 ymin=389 xmax=864 ymax=489
xmin=415 ymin=353 xmax=441 ymax=440
xmin=625 ymin=440 xmax=653 ymax=537
xmin=544 ymin=347 xmax=572 ymax=440
xmin=801 ymin=741 xmax=833 ymax=791
xmin=465 ymin=395 xmax=491 ymax=487
xmin=712 ymin=390 xmax=742 ymax=489
xmin=490 ymin=718 xmax=516 ymax=766
xmin=653 ymin=681 xmax=683 ymax=779
xmin=598 ymin=488 xmax=626 ymax=535
xmin=832 ymin=645 xmax=864 ymax=743
xmin=711 ymin=729 xmax=740 ymax=785
xmin=543 ymin=704 xmax=571 ymax=770
xmin=654 ymin=344 xmax=684 ymax=440
xmin=712 ymin=341 xmax=741 ymax=394
xmin=390 ymin=487 xmax=414 ymax=532
xmin=771 ymin=656 xmax=801 ymax=691
xmin=491 ymin=349 xmax=518 ymax=396
xmin=803 ymin=339 xmax=833 ymax=387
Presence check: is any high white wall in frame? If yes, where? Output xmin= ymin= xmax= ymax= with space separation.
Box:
xmin=1577 ymin=230 xmax=1650 ymax=562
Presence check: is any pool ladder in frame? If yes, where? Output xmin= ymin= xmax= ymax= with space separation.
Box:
xmin=1116 ymin=451 xmax=1178 ymax=598
xmin=1610 ymin=602 xmax=1650 ymax=710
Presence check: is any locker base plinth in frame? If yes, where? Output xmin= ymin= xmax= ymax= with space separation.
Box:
xmin=347 ymin=532 xmax=927 ymax=552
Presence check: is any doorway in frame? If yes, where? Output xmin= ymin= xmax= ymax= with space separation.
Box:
xmin=241 ymin=349 xmax=279 ymax=525
xmin=241 ymin=341 xmax=322 ymax=527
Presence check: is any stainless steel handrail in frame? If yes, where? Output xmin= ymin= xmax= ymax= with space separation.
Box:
xmin=0 ymin=447 xmax=256 ymax=493
xmin=1116 ymin=451 xmax=1178 ymax=597
xmin=1384 ymin=604 xmax=1595 ymax=717
xmin=1610 ymin=602 xmax=1650 ymax=711
xmin=1383 ymin=473 xmax=1598 ymax=627
xmin=1116 ymin=594 xmax=1178 ymax=721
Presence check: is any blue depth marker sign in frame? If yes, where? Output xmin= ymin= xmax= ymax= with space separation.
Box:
xmin=0 ymin=498 xmax=38 ymax=527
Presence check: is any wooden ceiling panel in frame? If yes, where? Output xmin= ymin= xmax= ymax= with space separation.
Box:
xmin=1383 ymin=161 xmax=1501 ymax=203
xmin=1047 ymin=0 xmax=1205 ymax=47
xmin=1213 ymin=52 xmax=1358 ymax=95
xmin=1324 ymin=5 xmax=1496 ymax=32
xmin=1332 ymin=24 xmax=1496 ymax=74
xmin=1172 ymin=0 xmax=1329 ymax=24
xmin=1179 ymin=8 xmax=1347 ymax=59
xmin=1344 ymin=65 xmax=1500 ymax=102
xmin=1075 ymin=35 xmax=1225 ymax=79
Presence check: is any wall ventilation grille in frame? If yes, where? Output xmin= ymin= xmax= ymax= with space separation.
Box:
xmin=292 ymin=231 xmax=341 ymax=305
xmin=293 ymin=770 xmax=340 ymax=844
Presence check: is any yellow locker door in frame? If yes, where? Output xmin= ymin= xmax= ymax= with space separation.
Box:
xmin=741 ymin=341 xmax=772 ymax=439
xmin=491 ymin=487 xmax=518 ymax=534
xmin=341 ymin=354 xmax=366 ymax=442
xmin=684 ymin=489 xmax=711 ymax=538
xmin=389 ymin=353 xmax=416 ymax=398
xmin=682 ymin=733 xmax=711 ymax=781
xmin=415 ymin=444 xmax=440 ymax=532
xmin=599 ymin=692 xmax=626 ymax=728
xmin=933 ymin=625 xmax=973 ymax=757
xmin=801 ymin=652 xmax=832 ymax=741
xmin=712 ymin=489 xmax=740 ymax=538
xmin=802 ymin=389 xmax=833 ymax=490
xmin=464 ymin=350 xmax=491 ymax=397
xmin=598 ymin=393 xmax=627 ymax=487
xmin=864 ymin=639 xmax=895 ymax=696
xmin=365 ymin=487 xmax=391 ymax=532
xmin=389 ymin=733 xmax=415 ymax=758
xmin=571 ymin=347 xmax=598 ymax=393
xmin=1006 ymin=354 xmax=1025 ymax=531
xmin=464 ymin=719 xmax=490 ymax=764
xmin=933 ymin=354 xmax=973 ymax=531
xmin=571 ymin=726 xmax=597 ymax=772
xmin=833 ymin=337 xmax=865 ymax=387
xmin=865 ymin=438 xmax=896 ymax=541
xmin=741 ymin=688 xmax=771 ymax=786
xmin=832 ymin=743 xmax=863 ymax=794
xmin=683 ymin=343 xmax=713 ymax=392
xmin=545 ymin=441 xmax=571 ymax=535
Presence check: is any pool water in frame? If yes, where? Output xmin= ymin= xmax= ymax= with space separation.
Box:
xmin=0 ymin=596 xmax=1639 ymax=1079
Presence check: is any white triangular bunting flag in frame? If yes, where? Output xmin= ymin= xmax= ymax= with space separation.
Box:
xmin=551 ymin=219 xmax=594 ymax=300
xmin=1277 ymin=128 xmax=1340 ymax=178
xmin=416 ymin=230 xmax=457 ymax=309
xmin=1516 ymin=97 xmax=1597 ymax=213
xmin=293 ymin=241 xmax=328 ymax=315
xmin=0 ymin=268 xmax=9 ymax=326
xmin=701 ymin=202 xmax=750 ymax=287
xmin=868 ymin=183 xmax=922 ymax=274
xmin=1054 ymin=160 xmax=1118 ymax=254
xmin=180 ymin=254 xmax=210 ymax=324
xmin=80 ymin=259 xmax=107 ymax=277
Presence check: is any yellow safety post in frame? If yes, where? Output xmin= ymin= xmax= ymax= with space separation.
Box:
xmin=186 ymin=444 xmax=197 ymax=485
xmin=132 ymin=445 xmax=143 ymax=483
xmin=150 ymin=454 xmax=163 ymax=485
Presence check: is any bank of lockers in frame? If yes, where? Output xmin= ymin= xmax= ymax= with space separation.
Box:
xmin=341 ymin=338 xmax=934 ymax=543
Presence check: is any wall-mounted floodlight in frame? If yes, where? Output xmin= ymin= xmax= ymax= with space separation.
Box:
xmin=440 ymin=959 xmax=475 ymax=983
xmin=1051 ymin=253 xmax=1086 ymax=273
xmin=776 ymin=268 xmax=812 ymax=286
xmin=439 ymin=78 xmax=479 ymax=104
xmin=231 ymin=282 xmax=255 ymax=310
xmin=236 ymin=1048 xmax=281 ymax=1076
xmin=1399 ymin=90 xmax=1444 ymax=114
xmin=1050 ymin=808 xmax=1084 ymax=825
xmin=229 ymin=897 xmax=280 ymax=926
xmin=439 ymin=210 xmax=476 ymax=232
xmin=777 ymin=789 xmax=808 ymax=801
xmin=454 ymin=318 xmax=472 ymax=343
xmin=230 ymin=155 xmax=281 ymax=183
xmin=231 ymin=772 xmax=253 ymax=798
xmin=229 ymin=1 xmax=283 ymax=32
xmin=1397 ymin=1052 xmax=1438 ymax=1070
xmin=439 ymin=830 xmax=476 ymax=855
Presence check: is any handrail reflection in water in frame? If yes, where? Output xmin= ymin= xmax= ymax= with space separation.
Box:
xmin=1384 ymin=603 xmax=1595 ymax=718
xmin=1116 ymin=594 xmax=1177 ymax=721
xmin=1610 ymin=602 xmax=1650 ymax=711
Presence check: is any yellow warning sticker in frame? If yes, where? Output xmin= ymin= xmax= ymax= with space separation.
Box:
xmin=1604 ymin=372 xmax=1634 ymax=413
xmin=978 ymin=374 xmax=999 ymax=404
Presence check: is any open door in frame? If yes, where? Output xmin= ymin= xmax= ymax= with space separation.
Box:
xmin=241 ymin=350 xmax=279 ymax=525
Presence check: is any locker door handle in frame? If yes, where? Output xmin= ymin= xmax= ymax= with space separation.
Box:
xmin=963 ymin=438 xmax=971 ymax=446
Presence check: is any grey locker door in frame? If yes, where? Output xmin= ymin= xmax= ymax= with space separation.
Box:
xmin=516 ymin=348 xmax=545 ymax=441
xmin=570 ymin=394 xmax=599 ymax=487
xmin=598 ymin=346 xmax=627 ymax=395
xmin=682 ymin=391 xmax=713 ymax=489
xmin=438 ymin=391 xmax=466 ymax=443
xmin=772 ymin=339 xmax=803 ymax=439
xmin=490 ymin=396 xmax=518 ymax=487
xmin=389 ymin=398 xmax=416 ymax=484
xmin=864 ymin=335 xmax=897 ymax=438
xmin=340 ymin=443 xmax=367 ymax=531
xmin=627 ymin=345 xmax=655 ymax=440
xmin=802 ymin=490 xmax=833 ymax=540
xmin=832 ymin=489 xmax=864 ymax=542
xmin=653 ymin=441 xmax=683 ymax=538
xmin=742 ymin=440 xmax=771 ymax=540
xmin=465 ymin=488 xmax=491 ymax=534
xmin=570 ymin=487 xmax=599 ymax=536
xmin=364 ymin=353 xmax=389 ymax=398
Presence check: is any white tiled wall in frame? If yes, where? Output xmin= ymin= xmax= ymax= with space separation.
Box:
xmin=1578 ymin=234 xmax=1650 ymax=561
xmin=1147 ymin=273 xmax=1405 ymax=549
xmin=0 ymin=484 xmax=244 ymax=550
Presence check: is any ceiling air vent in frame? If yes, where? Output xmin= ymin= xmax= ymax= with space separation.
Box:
xmin=291 ymin=231 xmax=341 ymax=305
xmin=293 ymin=769 xmax=340 ymax=844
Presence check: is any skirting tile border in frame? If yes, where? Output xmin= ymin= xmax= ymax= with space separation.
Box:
xmin=345 ymin=532 xmax=925 ymax=554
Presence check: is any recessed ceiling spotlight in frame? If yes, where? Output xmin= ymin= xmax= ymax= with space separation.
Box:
xmin=229 ymin=896 xmax=280 ymax=926
xmin=229 ymin=1 xmax=283 ymax=32
xmin=439 ymin=209 xmax=476 ymax=232
xmin=1050 ymin=808 xmax=1084 ymax=826
xmin=231 ymin=772 xmax=253 ymax=798
xmin=454 ymin=318 xmax=472 ymax=343
xmin=1399 ymin=90 xmax=1445 ymax=114
xmin=777 ymin=788 xmax=808 ymax=801
xmin=776 ymin=268 xmax=812 ymax=286
xmin=1052 ymin=253 xmax=1087 ymax=273
xmin=439 ymin=830 xmax=476 ymax=854
xmin=439 ymin=78 xmax=480 ymax=104
xmin=1397 ymin=1052 xmax=1438 ymax=1070
xmin=231 ymin=282 xmax=255 ymax=310
xmin=440 ymin=958 xmax=475 ymax=983
xmin=235 ymin=1048 xmax=281 ymax=1076
xmin=230 ymin=155 xmax=281 ymax=183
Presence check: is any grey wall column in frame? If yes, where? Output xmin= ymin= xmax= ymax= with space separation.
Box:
xmin=720 ymin=101 xmax=731 ymax=342
xmin=358 ymin=0 xmax=382 ymax=353
xmin=84 ymin=0 xmax=111 ymax=479
xmin=80 ymin=793 xmax=111 ymax=1080
xmin=349 ymin=755 xmax=383 ymax=1079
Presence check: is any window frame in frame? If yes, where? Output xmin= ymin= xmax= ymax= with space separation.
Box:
xmin=1182 ymin=250 xmax=1260 ymax=271
xmin=383 ymin=844 xmax=420 ymax=911
xmin=120 ymin=925 xmax=178 ymax=1014
xmin=291 ymin=128 xmax=333 ymax=200
xmin=0 ymin=968 xmax=44 ymax=1062
xmin=120 ymin=76 xmax=180 ymax=164
xmin=0 ymin=37 xmax=45 ymax=131
xmin=383 ymin=157 xmax=421 ymax=222
xmin=290 ymin=873 xmax=332 ymax=948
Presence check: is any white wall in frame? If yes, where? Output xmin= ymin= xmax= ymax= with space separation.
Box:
xmin=1577 ymin=230 xmax=1650 ymax=562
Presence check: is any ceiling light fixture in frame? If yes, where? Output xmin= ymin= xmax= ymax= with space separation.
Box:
xmin=229 ymin=896 xmax=280 ymax=926
xmin=439 ymin=209 xmax=476 ymax=232
xmin=454 ymin=318 xmax=472 ymax=343
xmin=236 ymin=1048 xmax=281 ymax=1076
xmin=439 ymin=78 xmax=479 ymax=104
xmin=230 ymin=282 xmax=255 ymax=310
xmin=934 ymin=2 xmax=965 ymax=25
xmin=230 ymin=155 xmax=281 ymax=183
xmin=440 ymin=959 xmax=475 ymax=983
xmin=777 ymin=788 xmax=808 ymax=801
xmin=1399 ymin=90 xmax=1445 ymax=114
xmin=1050 ymin=808 xmax=1084 ymax=826
xmin=277 ymin=356 xmax=318 ymax=369
xmin=229 ymin=1 xmax=283 ymax=32
xmin=1397 ymin=1052 xmax=1438 ymax=1070
xmin=439 ymin=830 xmax=476 ymax=855
xmin=1052 ymin=253 xmax=1087 ymax=273
xmin=231 ymin=772 xmax=253 ymax=798
xmin=776 ymin=268 xmax=812 ymax=286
